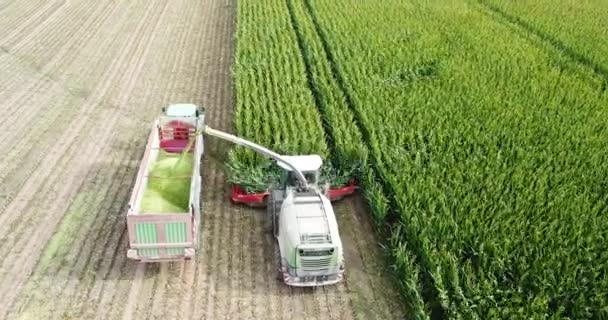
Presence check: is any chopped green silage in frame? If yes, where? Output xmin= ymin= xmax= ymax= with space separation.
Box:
xmin=140 ymin=151 xmax=194 ymax=213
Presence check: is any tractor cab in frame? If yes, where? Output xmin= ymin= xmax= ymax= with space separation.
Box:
xmin=277 ymin=155 xmax=323 ymax=190
xmin=158 ymin=104 xmax=204 ymax=153
xmin=160 ymin=103 xmax=203 ymax=128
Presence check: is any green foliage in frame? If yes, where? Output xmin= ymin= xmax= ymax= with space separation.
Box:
xmin=484 ymin=0 xmax=608 ymax=79
xmin=237 ymin=0 xmax=608 ymax=318
xmin=231 ymin=0 xmax=367 ymax=191
xmin=225 ymin=150 xmax=281 ymax=193
xmin=308 ymin=0 xmax=608 ymax=318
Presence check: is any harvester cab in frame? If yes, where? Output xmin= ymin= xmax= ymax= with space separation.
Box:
xmin=278 ymin=155 xmax=322 ymax=190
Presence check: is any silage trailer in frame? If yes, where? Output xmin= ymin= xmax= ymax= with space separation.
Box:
xmin=126 ymin=104 xmax=203 ymax=261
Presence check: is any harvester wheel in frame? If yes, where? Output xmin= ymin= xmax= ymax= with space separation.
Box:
xmin=265 ymin=195 xmax=274 ymax=234
xmin=274 ymin=242 xmax=283 ymax=281
xmin=272 ymin=204 xmax=279 ymax=238
xmin=269 ymin=197 xmax=280 ymax=238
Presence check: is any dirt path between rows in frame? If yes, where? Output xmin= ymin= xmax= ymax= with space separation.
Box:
xmin=0 ymin=0 xmax=405 ymax=319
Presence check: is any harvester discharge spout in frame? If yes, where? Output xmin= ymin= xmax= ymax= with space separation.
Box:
xmin=201 ymin=125 xmax=310 ymax=190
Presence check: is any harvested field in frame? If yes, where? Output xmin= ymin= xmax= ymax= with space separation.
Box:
xmin=0 ymin=0 xmax=404 ymax=319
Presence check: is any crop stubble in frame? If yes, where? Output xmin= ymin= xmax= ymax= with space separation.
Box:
xmin=0 ymin=0 xmax=404 ymax=319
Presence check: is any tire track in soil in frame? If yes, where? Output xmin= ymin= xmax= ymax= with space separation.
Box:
xmin=122 ymin=263 xmax=146 ymax=320
xmin=3 ymin=108 xmax=117 ymax=316
xmin=9 ymin=0 xmax=105 ymax=65
xmin=0 ymin=0 xmax=160 ymax=246
xmin=8 ymin=0 xmax=79 ymax=58
xmin=91 ymin=223 xmax=138 ymax=319
xmin=121 ymin=1 xmax=202 ymax=318
xmin=0 ymin=9 xmax=128 ymax=264
xmin=0 ymin=0 xmax=127 ymax=156
xmin=232 ymin=203 xmax=248 ymax=318
xmin=0 ymin=0 xmax=118 ymax=113
xmin=189 ymin=1 xmax=245 ymax=318
xmin=1 ymin=0 xmax=68 ymax=50
xmin=0 ymin=0 xmax=136 ymax=213
xmin=78 ymin=141 xmax=147 ymax=320
xmin=147 ymin=263 xmax=170 ymax=318
xmin=0 ymin=10 xmax=138 ymax=278
xmin=52 ymin=44 xmax=170 ymax=317
xmin=10 ymin=130 xmax=141 ymax=318
xmin=0 ymin=0 xmax=57 ymax=45
xmin=76 ymin=2 xmax=176 ymax=316
xmin=48 ymin=0 xmax=171 ymax=312
xmin=130 ymin=0 xmax=215 ymax=316
xmin=193 ymin=159 xmax=221 ymax=319
xmin=0 ymin=0 xmax=171 ymax=313
xmin=210 ymin=174 xmax=234 ymax=319
xmin=0 ymin=50 xmax=38 ymax=103
xmin=252 ymin=210 xmax=272 ymax=319
xmin=336 ymin=197 xmax=407 ymax=320
xmin=173 ymin=2 xmax=210 ymax=319
xmin=0 ymin=0 xmax=40 ymax=23
xmin=161 ymin=262 xmax=185 ymax=319
xmin=265 ymin=226 xmax=286 ymax=320
xmin=60 ymin=141 xmax=144 ymax=319
xmin=102 ymin=240 xmax=138 ymax=320
xmin=0 ymin=0 xmax=131 ymax=138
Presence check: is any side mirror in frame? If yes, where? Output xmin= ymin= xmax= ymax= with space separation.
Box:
xmin=161 ymin=107 xmax=166 ymax=113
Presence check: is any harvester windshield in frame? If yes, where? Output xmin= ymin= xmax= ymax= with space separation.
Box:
xmin=278 ymin=155 xmax=323 ymax=189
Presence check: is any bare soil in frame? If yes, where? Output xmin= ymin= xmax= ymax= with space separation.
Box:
xmin=0 ymin=0 xmax=405 ymax=319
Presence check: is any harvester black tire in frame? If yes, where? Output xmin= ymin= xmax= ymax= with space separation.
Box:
xmin=272 ymin=203 xmax=279 ymax=238
xmin=265 ymin=195 xmax=274 ymax=234
xmin=274 ymin=241 xmax=283 ymax=281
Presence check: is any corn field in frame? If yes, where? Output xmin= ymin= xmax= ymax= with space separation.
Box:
xmin=234 ymin=0 xmax=608 ymax=318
